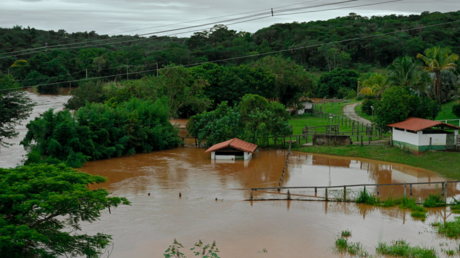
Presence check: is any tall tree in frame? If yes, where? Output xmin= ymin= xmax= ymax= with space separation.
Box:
xmin=417 ymin=46 xmax=459 ymax=106
xmin=0 ymin=163 xmax=130 ymax=258
xmin=387 ymin=56 xmax=431 ymax=93
xmin=358 ymin=73 xmax=388 ymax=98
xmin=0 ymin=74 xmax=35 ymax=148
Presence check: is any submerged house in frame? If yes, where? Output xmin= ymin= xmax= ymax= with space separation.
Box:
xmin=296 ymin=97 xmax=315 ymax=115
xmin=205 ymin=138 xmax=258 ymax=160
xmin=388 ymin=117 xmax=459 ymax=153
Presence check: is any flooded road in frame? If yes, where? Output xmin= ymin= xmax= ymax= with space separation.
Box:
xmin=0 ymin=90 xmax=71 ymax=168
xmin=79 ymin=147 xmax=459 ymax=258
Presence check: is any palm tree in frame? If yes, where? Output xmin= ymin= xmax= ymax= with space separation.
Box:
xmin=417 ymin=46 xmax=459 ymax=106
xmin=359 ymin=73 xmax=388 ymax=98
xmin=387 ymin=56 xmax=431 ymax=93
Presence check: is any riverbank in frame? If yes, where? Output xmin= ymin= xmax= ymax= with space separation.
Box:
xmin=295 ymin=145 xmax=460 ymax=180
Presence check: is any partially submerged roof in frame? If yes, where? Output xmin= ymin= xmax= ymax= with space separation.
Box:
xmin=387 ymin=117 xmax=460 ymax=131
xmin=205 ymin=138 xmax=258 ymax=154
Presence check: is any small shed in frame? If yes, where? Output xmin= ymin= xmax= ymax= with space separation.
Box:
xmin=388 ymin=117 xmax=459 ymax=153
xmin=296 ymin=97 xmax=315 ymax=115
xmin=205 ymin=138 xmax=258 ymax=160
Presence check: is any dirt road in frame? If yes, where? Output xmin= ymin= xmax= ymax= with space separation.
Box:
xmin=343 ymin=102 xmax=371 ymax=125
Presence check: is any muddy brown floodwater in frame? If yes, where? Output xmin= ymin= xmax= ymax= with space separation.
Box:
xmin=3 ymin=93 xmax=459 ymax=257
xmin=79 ymin=147 xmax=460 ymax=258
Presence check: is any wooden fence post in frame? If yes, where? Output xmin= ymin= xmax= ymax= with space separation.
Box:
xmin=410 ymin=184 xmax=412 ymax=195
xmin=361 ymin=136 xmax=363 ymax=146
xmin=444 ymin=180 xmax=448 ymax=202
xmin=343 ymin=186 xmax=347 ymax=201
xmin=404 ymin=182 xmax=406 ymax=198
xmin=377 ymin=185 xmax=379 ymax=195
xmin=325 ymin=188 xmax=328 ymax=201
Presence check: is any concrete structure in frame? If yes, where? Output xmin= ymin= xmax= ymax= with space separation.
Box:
xmin=205 ymin=138 xmax=258 ymax=160
xmin=388 ymin=117 xmax=459 ymax=153
xmin=296 ymin=98 xmax=314 ymax=115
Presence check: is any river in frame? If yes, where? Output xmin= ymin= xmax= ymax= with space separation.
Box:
xmin=2 ymin=92 xmax=459 ymax=257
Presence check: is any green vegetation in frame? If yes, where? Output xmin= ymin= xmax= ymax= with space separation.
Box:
xmin=22 ymin=98 xmax=180 ymax=167
xmin=334 ymin=232 xmax=369 ymax=257
xmin=376 ymin=240 xmax=436 ymax=258
xmin=437 ymin=100 xmax=460 ymax=121
xmin=317 ymin=69 xmax=359 ymax=98
xmin=356 ymin=189 xmax=380 ymax=205
xmin=341 ymin=230 xmax=352 ymax=238
xmin=423 ymin=194 xmax=446 ymax=208
xmin=164 ymin=239 xmax=221 ymax=258
xmin=187 ymin=94 xmax=291 ymax=147
xmin=374 ymin=87 xmax=439 ymax=132
xmin=411 ymin=211 xmax=427 ymax=220
xmin=0 ymin=163 xmax=130 ymax=258
xmin=3 ymin=11 xmax=460 ymax=88
xmin=432 ymin=217 xmax=460 ymax=238
xmin=295 ymin=145 xmax=460 ymax=180
xmin=0 ymin=73 xmax=35 ymax=147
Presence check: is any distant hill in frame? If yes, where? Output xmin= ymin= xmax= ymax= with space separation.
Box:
xmin=1 ymin=10 xmax=459 ymax=85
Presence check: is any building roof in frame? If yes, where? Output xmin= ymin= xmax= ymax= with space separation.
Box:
xmin=387 ymin=117 xmax=460 ymax=131
xmin=205 ymin=138 xmax=258 ymax=154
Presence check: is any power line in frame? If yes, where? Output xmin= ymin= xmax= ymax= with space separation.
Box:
xmin=2 ymin=18 xmax=458 ymax=92
xmin=0 ymin=0 xmax=359 ymax=57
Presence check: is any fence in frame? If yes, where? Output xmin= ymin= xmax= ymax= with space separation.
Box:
xmin=437 ymin=119 xmax=460 ymax=127
xmin=248 ymin=180 xmax=460 ymax=203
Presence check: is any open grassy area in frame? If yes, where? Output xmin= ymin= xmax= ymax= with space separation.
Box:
xmin=436 ymin=100 xmax=460 ymax=125
xmin=294 ymin=145 xmax=460 ymax=180
xmin=314 ymin=100 xmax=360 ymax=116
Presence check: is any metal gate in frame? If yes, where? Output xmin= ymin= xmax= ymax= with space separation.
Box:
xmin=446 ymin=134 xmax=455 ymax=149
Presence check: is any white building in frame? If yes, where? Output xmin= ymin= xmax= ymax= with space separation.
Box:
xmin=205 ymin=138 xmax=258 ymax=160
xmin=296 ymin=98 xmax=314 ymax=115
xmin=388 ymin=117 xmax=459 ymax=153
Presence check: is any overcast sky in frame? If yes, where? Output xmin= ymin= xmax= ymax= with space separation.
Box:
xmin=1 ymin=0 xmax=459 ymax=36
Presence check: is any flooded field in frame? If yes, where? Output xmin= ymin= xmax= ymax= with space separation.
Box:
xmin=79 ymin=147 xmax=460 ymax=258
xmin=2 ymin=92 xmax=459 ymax=257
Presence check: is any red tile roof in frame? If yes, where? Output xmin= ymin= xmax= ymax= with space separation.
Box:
xmin=387 ymin=117 xmax=460 ymax=131
xmin=205 ymin=138 xmax=258 ymax=153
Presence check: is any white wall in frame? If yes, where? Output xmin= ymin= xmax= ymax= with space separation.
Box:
xmin=244 ymin=152 xmax=252 ymax=160
xmin=215 ymin=155 xmax=236 ymax=160
xmin=419 ymin=132 xmax=447 ymax=146
xmin=392 ymin=128 xmax=419 ymax=145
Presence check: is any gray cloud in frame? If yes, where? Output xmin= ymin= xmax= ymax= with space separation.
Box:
xmin=1 ymin=0 xmax=459 ymax=36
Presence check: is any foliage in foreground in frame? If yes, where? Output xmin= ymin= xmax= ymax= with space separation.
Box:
xmin=334 ymin=233 xmax=369 ymax=257
xmin=0 ymin=163 xmax=130 ymax=258
xmin=0 ymin=73 xmax=35 ymax=148
xmin=164 ymin=239 xmax=220 ymax=258
xmin=21 ymin=98 xmax=181 ymax=167
xmin=376 ymin=240 xmax=436 ymax=258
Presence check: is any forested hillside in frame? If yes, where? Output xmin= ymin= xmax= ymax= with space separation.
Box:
xmin=1 ymin=10 xmax=460 ymax=87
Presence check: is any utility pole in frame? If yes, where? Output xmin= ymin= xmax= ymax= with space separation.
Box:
xmin=271 ymin=8 xmax=274 ymax=16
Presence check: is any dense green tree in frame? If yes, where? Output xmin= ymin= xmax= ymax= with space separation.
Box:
xmin=0 ymin=163 xmax=130 ymax=258
xmin=417 ymin=46 xmax=459 ymax=106
xmin=317 ymin=69 xmax=359 ymax=98
xmin=187 ymin=94 xmax=291 ymax=146
xmin=251 ymin=55 xmax=312 ymax=106
xmin=374 ymin=87 xmax=439 ymax=131
xmin=21 ymin=98 xmax=181 ymax=167
xmin=0 ymin=74 xmax=35 ymax=147
xmin=64 ymin=81 xmax=107 ymax=110
xmin=386 ymin=56 xmax=431 ymax=93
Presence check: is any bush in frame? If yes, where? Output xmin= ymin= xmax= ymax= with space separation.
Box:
xmin=356 ymin=189 xmax=380 ymax=205
xmin=65 ymin=81 xmax=107 ymax=110
xmin=361 ymin=99 xmax=376 ymax=115
xmin=423 ymin=194 xmax=446 ymax=208
xmin=317 ymin=69 xmax=359 ymax=98
xmin=432 ymin=217 xmax=460 ymax=238
xmin=376 ymin=240 xmax=436 ymax=257
xmin=452 ymin=104 xmax=460 ymax=118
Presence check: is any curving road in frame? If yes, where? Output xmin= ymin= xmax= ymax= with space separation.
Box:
xmin=343 ymin=103 xmax=371 ymax=125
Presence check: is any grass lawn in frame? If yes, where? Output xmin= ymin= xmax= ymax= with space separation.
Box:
xmin=314 ymin=100 xmax=360 ymax=116
xmin=294 ymin=145 xmax=460 ymax=180
xmin=436 ymin=100 xmax=460 ymax=124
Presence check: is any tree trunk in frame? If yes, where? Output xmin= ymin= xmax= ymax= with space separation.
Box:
xmin=436 ymin=71 xmax=442 ymax=108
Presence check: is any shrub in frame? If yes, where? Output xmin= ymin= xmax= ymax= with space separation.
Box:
xmin=376 ymin=240 xmax=436 ymax=258
xmin=356 ymin=189 xmax=380 ymax=205
xmin=433 ymin=217 xmax=460 ymax=238
xmin=423 ymin=194 xmax=446 ymax=208
xmin=361 ymin=99 xmax=376 ymax=115
xmin=341 ymin=230 xmax=351 ymax=237
xmin=411 ymin=211 xmax=427 ymax=220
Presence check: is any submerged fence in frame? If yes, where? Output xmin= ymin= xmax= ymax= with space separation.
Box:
xmin=248 ymin=180 xmax=460 ymax=203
